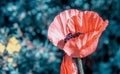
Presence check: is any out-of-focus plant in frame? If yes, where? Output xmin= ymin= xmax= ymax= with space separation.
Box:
xmin=0 ymin=43 xmax=5 ymax=53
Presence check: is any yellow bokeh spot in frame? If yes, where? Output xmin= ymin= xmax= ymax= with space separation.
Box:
xmin=6 ymin=37 xmax=21 ymax=54
xmin=0 ymin=43 xmax=5 ymax=53
xmin=7 ymin=57 xmax=13 ymax=63
xmin=9 ymin=37 xmax=18 ymax=44
xmin=3 ymin=56 xmax=13 ymax=63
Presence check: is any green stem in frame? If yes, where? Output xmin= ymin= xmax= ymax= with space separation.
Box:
xmin=77 ymin=58 xmax=84 ymax=74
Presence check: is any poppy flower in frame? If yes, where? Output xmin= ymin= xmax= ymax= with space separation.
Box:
xmin=48 ymin=9 xmax=108 ymax=74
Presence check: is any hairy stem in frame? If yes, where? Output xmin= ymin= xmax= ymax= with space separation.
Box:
xmin=77 ymin=58 xmax=84 ymax=74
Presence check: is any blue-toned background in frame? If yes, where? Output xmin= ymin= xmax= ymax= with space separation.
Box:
xmin=0 ymin=0 xmax=120 ymax=74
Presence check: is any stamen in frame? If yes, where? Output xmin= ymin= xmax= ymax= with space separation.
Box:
xmin=64 ymin=32 xmax=83 ymax=43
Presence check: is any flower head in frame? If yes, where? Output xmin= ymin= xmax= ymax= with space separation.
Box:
xmin=48 ymin=9 xmax=108 ymax=58
xmin=48 ymin=9 xmax=108 ymax=74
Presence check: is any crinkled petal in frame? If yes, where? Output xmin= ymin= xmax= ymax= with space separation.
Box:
xmin=63 ymin=31 xmax=102 ymax=58
xmin=60 ymin=54 xmax=78 ymax=74
xmin=67 ymin=11 xmax=108 ymax=33
xmin=62 ymin=11 xmax=108 ymax=58
xmin=48 ymin=9 xmax=80 ymax=49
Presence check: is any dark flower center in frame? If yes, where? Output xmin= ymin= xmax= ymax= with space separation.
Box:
xmin=64 ymin=32 xmax=83 ymax=43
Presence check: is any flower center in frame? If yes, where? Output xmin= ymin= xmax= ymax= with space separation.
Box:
xmin=64 ymin=32 xmax=82 ymax=43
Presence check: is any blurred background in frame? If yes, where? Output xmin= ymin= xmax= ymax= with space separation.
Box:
xmin=0 ymin=0 xmax=120 ymax=74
